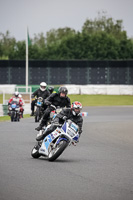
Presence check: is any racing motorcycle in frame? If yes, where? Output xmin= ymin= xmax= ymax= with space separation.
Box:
xmin=9 ymin=101 xmax=21 ymax=122
xmin=31 ymin=119 xmax=79 ymax=161
xmin=34 ymin=97 xmax=44 ymax=122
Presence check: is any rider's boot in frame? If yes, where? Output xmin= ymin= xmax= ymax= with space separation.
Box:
xmin=30 ymin=111 xmax=34 ymax=116
xmin=36 ymin=129 xmax=49 ymax=141
xmin=36 ymin=125 xmax=54 ymax=141
xmin=35 ymin=124 xmax=43 ymax=131
xmin=35 ymin=118 xmax=47 ymax=131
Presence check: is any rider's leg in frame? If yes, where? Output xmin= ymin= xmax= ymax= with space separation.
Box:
xmin=35 ymin=107 xmax=51 ymax=131
xmin=31 ymin=100 xmax=36 ymax=116
xmin=36 ymin=124 xmax=57 ymax=141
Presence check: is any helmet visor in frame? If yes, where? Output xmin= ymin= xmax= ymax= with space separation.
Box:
xmin=41 ymin=86 xmax=46 ymax=89
xmin=74 ymin=108 xmax=81 ymax=114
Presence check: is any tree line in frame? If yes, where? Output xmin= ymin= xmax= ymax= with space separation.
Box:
xmin=1 ymin=12 xmax=133 ymax=60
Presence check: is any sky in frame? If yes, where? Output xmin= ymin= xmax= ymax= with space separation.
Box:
xmin=0 ymin=0 xmax=133 ymax=41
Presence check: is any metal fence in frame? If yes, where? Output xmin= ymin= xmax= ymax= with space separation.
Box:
xmin=0 ymin=60 xmax=133 ymax=85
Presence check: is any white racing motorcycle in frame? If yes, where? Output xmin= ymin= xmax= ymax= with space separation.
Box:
xmin=31 ymin=119 xmax=80 ymax=162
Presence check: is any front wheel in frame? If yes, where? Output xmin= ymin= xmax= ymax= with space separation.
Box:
xmin=31 ymin=145 xmax=41 ymax=158
xmin=11 ymin=111 xmax=15 ymax=122
xmin=48 ymin=140 xmax=68 ymax=162
xmin=35 ymin=107 xmax=40 ymax=122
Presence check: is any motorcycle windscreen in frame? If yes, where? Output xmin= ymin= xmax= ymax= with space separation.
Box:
xmin=11 ymin=104 xmax=16 ymax=108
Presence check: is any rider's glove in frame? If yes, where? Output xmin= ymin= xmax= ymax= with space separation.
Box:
xmin=53 ymin=121 xmax=60 ymax=127
xmin=75 ymin=139 xmax=79 ymax=143
xmin=63 ymin=116 xmax=67 ymax=120
xmin=50 ymin=104 xmax=56 ymax=110
xmin=45 ymin=101 xmax=51 ymax=106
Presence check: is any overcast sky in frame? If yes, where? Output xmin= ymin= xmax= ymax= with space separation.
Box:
xmin=0 ymin=0 xmax=133 ymax=41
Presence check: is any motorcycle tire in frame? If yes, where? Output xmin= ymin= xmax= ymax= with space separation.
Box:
xmin=31 ymin=145 xmax=41 ymax=158
xmin=11 ymin=112 xmax=14 ymax=122
xmin=48 ymin=140 xmax=68 ymax=162
xmin=35 ymin=107 xmax=40 ymax=122
xmin=17 ymin=115 xmax=20 ymax=122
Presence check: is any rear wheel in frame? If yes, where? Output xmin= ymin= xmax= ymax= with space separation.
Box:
xmin=48 ymin=140 xmax=68 ymax=162
xmin=17 ymin=113 xmax=20 ymax=121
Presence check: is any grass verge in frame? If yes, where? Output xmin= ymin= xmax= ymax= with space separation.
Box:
xmin=0 ymin=114 xmax=30 ymax=122
xmin=68 ymin=94 xmax=133 ymax=106
xmin=0 ymin=95 xmax=133 ymax=121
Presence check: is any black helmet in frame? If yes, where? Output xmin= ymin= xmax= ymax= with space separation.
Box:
xmin=58 ymin=86 xmax=68 ymax=95
xmin=48 ymin=86 xmax=54 ymax=94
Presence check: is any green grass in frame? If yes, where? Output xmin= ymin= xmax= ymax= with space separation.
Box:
xmin=0 ymin=94 xmax=13 ymax=104
xmin=0 ymin=94 xmax=2 ymax=104
xmin=0 ymin=94 xmax=133 ymax=121
xmin=0 ymin=114 xmax=30 ymax=122
xmin=68 ymin=94 xmax=133 ymax=106
xmin=1 ymin=94 xmax=133 ymax=106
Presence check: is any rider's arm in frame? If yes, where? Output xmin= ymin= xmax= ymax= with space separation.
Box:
xmin=66 ymin=97 xmax=71 ymax=108
xmin=52 ymin=109 xmax=67 ymax=126
xmin=31 ymin=89 xmax=39 ymax=98
xmin=45 ymin=93 xmax=56 ymax=105
xmin=46 ymin=90 xmax=50 ymax=98
xmin=55 ymin=108 xmax=69 ymax=121
xmin=19 ymin=99 xmax=23 ymax=106
xmin=8 ymin=97 xmax=13 ymax=105
xmin=77 ymin=118 xmax=83 ymax=137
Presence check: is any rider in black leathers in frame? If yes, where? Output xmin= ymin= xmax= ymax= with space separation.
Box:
xmin=48 ymin=86 xmax=54 ymax=94
xmin=30 ymin=82 xmax=50 ymax=116
xmin=36 ymin=101 xmax=83 ymax=141
xmin=35 ymin=86 xmax=71 ymax=131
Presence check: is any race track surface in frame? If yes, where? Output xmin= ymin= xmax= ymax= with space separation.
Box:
xmin=0 ymin=106 xmax=133 ymax=200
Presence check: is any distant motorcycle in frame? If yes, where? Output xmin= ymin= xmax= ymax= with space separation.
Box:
xmin=9 ymin=101 xmax=20 ymax=122
xmin=31 ymin=119 xmax=79 ymax=161
xmin=34 ymin=97 xmax=44 ymax=122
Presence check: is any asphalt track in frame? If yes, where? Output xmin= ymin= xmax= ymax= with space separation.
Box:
xmin=0 ymin=106 xmax=133 ymax=200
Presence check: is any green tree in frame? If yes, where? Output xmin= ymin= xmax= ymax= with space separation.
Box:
xmin=0 ymin=31 xmax=16 ymax=59
xmin=82 ymin=11 xmax=127 ymax=40
xmin=9 ymin=41 xmax=25 ymax=59
xmin=46 ymin=27 xmax=76 ymax=46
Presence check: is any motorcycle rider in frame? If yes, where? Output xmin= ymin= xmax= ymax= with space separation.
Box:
xmin=8 ymin=91 xmax=23 ymax=115
xmin=30 ymin=82 xmax=50 ymax=116
xmin=36 ymin=101 xmax=83 ymax=141
xmin=35 ymin=86 xmax=71 ymax=131
xmin=18 ymin=94 xmax=25 ymax=118
xmin=48 ymin=86 xmax=54 ymax=94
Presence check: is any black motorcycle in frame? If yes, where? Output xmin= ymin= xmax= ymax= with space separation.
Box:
xmin=34 ymin=97 xmax=44 ymax=122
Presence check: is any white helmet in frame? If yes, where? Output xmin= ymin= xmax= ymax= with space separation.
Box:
xmin=14 ymin=91 xmax=19 ymax=97
xmin=40 ymin=82 xmax=47 ymax=91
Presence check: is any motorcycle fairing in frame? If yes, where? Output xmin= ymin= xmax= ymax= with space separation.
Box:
xmin=39 ymin=131 xmax=60 ymax=156
xmin=56 ymin=137 xmax=68 ymax=145
xmin=61 ymin=122 xmax=67 ymax=133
